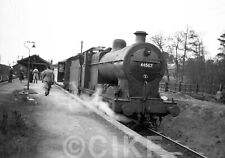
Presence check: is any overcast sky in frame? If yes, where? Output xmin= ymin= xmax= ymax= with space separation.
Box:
xmin=0 ymin=0 xmax=225 ymax=65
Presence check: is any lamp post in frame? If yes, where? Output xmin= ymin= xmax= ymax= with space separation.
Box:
xmin=81 ymin=40 xmax=83 ymax=54
xmin=24 ymin=41 xmax=35 ymax=90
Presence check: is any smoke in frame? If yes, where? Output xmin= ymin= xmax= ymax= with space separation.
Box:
xmin=69 ymin=82 xmax=78 ymax=94
xmin=79 ymin=88 xmax=135 ymax=124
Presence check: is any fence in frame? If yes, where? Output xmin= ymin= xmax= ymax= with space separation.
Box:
xmin=160 ymin=82 xmax=220 ymax=95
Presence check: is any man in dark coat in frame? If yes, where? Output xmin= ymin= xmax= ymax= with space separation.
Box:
xmin=19 ymin=71 xmax=24 ymax=83
xmin=41 ymin=66 xmax=54 ymax=96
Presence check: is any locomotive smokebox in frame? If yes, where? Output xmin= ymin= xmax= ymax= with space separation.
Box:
xmin=112 ymin=39 xmax=126 ymax=52
xmin=134 ymin=31 xmax=148 ymax=43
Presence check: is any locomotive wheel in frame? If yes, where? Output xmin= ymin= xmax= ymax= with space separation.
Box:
xmin=125 ymin=114 xmax=147 ymax=130
xmin=133 ymin=114 xmax=158 ymax=130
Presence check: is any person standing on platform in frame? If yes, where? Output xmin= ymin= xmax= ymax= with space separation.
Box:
xmin=41 ymin=66 xmax=54 ymax=96
xmin=32 ymin=67 xmax=39 ymax=83
xmin=19 ymin=71 xmax=24 ymax=83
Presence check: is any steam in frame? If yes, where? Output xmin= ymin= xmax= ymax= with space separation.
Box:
xmin=80 ymin=88 xmax=135 ymax=123
xmin=69 ymin=82 xmax=78 ymax=94
xmin=55 ymin=82 xmax=135 ymax=123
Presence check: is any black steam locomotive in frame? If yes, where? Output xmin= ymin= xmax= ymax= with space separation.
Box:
xmin=57 ymin=31 xmax=179 ymax=128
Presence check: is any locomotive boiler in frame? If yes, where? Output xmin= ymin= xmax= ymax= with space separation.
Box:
xmin=59 ymin=31 xmax=179 ymax=128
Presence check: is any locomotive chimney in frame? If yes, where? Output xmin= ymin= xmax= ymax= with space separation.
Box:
xmin=134 ymin=31 xmax=148 ymax=43
xmin=112 ymin=39 xmax=126 ymax=52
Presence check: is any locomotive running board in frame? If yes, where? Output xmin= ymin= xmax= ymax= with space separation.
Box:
xmin=81 ymin=88 xmax=176 ymax=105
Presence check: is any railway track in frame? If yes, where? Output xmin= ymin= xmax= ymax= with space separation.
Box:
xmin=137 ymin=127 xmax=208 ymax=158
xmin=56 ymin=83 xmax=208 ymax=158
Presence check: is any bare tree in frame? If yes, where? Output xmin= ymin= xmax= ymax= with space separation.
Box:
xmin=170 ymin=32 xmax=183 ymax=82
xmin=181 ymin=27 xmax=189 ymax=82
xmin=150 ymin=34 xmax=170 ymax=82
xmin=217 ymin=33 xmax=225 ymax=86
xmin=150 ymin=27 xmax=208 ymax=85
xmin=150 ymin=34 xmax=166 ymax=52
xmin=180 ymin=27 xmax=200 ymax=82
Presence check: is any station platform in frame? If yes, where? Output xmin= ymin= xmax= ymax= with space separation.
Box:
xmin=0 ymin=79 xmax=176 ymax=158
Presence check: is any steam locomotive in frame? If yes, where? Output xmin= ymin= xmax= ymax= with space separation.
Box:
xmin=57 ymin=31 xmax=179 ymax=128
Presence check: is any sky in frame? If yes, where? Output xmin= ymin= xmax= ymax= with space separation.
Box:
xmin=0 ymin=0 xmax=225 ymax=65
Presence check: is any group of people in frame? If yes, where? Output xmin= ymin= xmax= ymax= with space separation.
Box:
xmin=18 ymin=66 xmax=55 ymax=96
xmin=19 ymin=67 xmax=39 ymax=83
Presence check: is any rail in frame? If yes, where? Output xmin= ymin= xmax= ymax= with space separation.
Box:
xmin=147 ymin=128 xmax=208 ymax=158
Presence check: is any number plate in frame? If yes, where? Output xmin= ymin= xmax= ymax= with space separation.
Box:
xmin=140 ymin=63 xmax=153 ymax=68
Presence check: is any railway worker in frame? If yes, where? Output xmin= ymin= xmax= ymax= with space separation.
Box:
xmin=41 ymin=65 xmax=54 ymax=96
xmin=32 ymin=67 xmax=39 ymax=83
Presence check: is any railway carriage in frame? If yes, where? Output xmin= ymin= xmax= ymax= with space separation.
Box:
xmin=0 ymin=64 xmax=10 ymax=82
